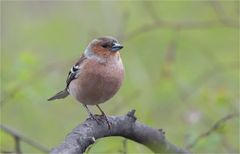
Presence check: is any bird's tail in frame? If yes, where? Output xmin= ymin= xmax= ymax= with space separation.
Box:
xmin=48 ymin=89 xmax=69 ymax=101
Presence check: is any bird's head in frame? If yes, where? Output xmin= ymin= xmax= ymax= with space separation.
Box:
xmin=85 ymin=36 xmax=123 ymax=58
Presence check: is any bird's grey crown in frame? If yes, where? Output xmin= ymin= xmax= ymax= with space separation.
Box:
xmin=97 ymin=36 xmax=118 ymax=43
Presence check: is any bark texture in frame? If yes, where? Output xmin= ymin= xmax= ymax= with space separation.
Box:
xmin=51 ymin=110 xmax=189 ymax=154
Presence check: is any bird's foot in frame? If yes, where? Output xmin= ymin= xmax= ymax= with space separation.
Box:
xmin=88 ymin=113 xmax=111 ymax=129
xmin=88 ymin=114 xmax=102 ymax=124
xmin=104 ymin=116 xmax=111 ymax=130
xmin=89 ymin=114 xmax=111 ymax=129
xmin=95 ymin=105 xmax=111 ymax=129
xmin=98 ymin=114 xmax=111 ymax=129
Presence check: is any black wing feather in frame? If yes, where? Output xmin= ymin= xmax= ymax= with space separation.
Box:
xmin=48 ymin=54 xmax=86 ymax=101
xmin=66 ymin=65 xmax=79 ymax=88
xmin=66 ymin=54 xmax=87 ymax=88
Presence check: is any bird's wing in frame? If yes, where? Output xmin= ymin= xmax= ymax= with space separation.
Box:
xmin=66 ymin=54 xmax=87 ymax=88
xmin=48 ymin=54 xmax=86 ymax=101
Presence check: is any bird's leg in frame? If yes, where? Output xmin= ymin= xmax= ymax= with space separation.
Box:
xmin=83 ymin=104 xmax=101 ymax=124
xmin=96 ymin=105 xmax=111 ymax=129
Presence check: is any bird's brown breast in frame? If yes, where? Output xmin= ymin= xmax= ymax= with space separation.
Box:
xmin=69 ymin=57 xmax=124 ymax=105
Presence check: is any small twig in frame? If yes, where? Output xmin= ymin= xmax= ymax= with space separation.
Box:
xmin=14 ymin=136 xmax=21 ymax=154
xmin=120 ymin=139 xmax=128 ymax=154
xmin=123 ymin=19 xmax=238 ymax=41
xmin=0 ymin=62 xmax=59 ymax=107
xmin=209 ymin=0 xmax=238 ymax=26
xmin=0 ymin=124 xmax=50 ymax=153
xmin=122 ymin=1 xmax=239 ymax=41
xmin=172 ymin=61 xmax=239 ymax=108
xmin=143 ymin=1 xmax=160 ymax=21
xmin=123 ymin=16 xmax=239 ymax=41
xmin=0 ymin=150 xmax=14 ymax=154
xmin=161 ymin=30 xmax=180 ymax=78
xmin=186 ymin=113 xmax=239 ymax=149
xmin=209 ymin=1 xmax=227 ymax=21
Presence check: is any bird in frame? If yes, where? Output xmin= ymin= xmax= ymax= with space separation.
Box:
xmin=48 ymin=36 xmax=125 ymax=128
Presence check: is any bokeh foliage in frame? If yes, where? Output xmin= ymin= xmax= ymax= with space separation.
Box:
xmin=1 ymin=0 xmax=239 ymax=153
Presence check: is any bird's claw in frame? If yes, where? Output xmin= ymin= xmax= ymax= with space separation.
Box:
xmin=89 ymin=114 xmax=102 ymax=124
xmin=89 ymin=114 xmax=111 ymax=129
xmin=105 ymin=116 xmax=111 ymax=130
xmin=99 ymin=114 xmax=111 ymax=129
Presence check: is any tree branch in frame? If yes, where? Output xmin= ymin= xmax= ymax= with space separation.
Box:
xmin=186 ymin=113 xmax=239 ymax=149
xmin=51 ymin=110 xmax=189 ymax=154
xmin=0 ymin=124 xmax=50 ymax=153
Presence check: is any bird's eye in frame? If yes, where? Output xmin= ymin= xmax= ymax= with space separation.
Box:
xmin=102 ymin=44 xmax=108 ymax=48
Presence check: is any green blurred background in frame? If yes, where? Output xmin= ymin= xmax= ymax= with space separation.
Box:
xmin=1 ymin=0 xmax=239 ymax=153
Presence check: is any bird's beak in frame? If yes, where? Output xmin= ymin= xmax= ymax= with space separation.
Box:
xmin=111 ymin=43 xmax=123 ymax=52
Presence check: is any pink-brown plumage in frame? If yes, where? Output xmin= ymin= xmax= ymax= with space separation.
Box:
xmin=48 ymin=36 xmax=124 ymax=127
xmin=69 ymin=55 xmax=124 ymax=105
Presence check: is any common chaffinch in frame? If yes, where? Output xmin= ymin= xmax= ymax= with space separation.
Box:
xmin=48 ymin=36 xmax=124 ymax=128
